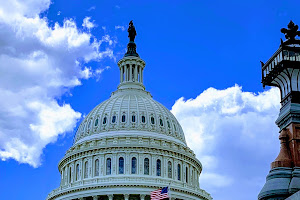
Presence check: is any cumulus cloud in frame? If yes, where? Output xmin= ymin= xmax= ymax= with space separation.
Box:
xmin=0 ymin=0 xmax=114 ymax=167
xmin=171 ymin=85 xmax=281 ymax=200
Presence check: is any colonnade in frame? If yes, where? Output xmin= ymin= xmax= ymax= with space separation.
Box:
xmin=120 ymin=64 xmax=143 ymax=83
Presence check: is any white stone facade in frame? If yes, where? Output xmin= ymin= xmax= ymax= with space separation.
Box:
xmin=47 ymin=53 xmax=212 ymax=200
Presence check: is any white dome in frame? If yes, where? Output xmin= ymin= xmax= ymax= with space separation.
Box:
xmin=47 ymin=29 xmax=211 ymax=200
xmin=74 ymin=88 xmax=186 ymax=145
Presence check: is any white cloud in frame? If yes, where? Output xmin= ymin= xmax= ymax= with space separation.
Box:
xmin=82 ymin=16 xmax=96 ymax=30
xmin=115 ymin=25 xmax=126 ymax=31
xmin=0 ymin=0 xmax=114 ymax=167
xmin=87 ymin=6 xmax=96 ymax=12
xmin=171 ymin=85 xmax=281 ymax=200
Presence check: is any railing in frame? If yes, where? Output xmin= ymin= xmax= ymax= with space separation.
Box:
xmin=262 ymin=47 xmax=300 ymax=81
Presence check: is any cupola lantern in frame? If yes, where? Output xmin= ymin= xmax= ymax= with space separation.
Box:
xmin=117 ymin=21 xmax=146 ymax=90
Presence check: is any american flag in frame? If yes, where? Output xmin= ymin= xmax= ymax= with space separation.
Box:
xmin=150 ymin=186 xmax=169 ymax=200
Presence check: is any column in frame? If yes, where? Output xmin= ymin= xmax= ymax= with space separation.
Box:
xmin=134 ymin=65 xmax=138 ymax=82
xmin=140 ymin=194 xmax=146 ymax=200
xmin=141 ymin=68 xmax=143 ymax=83
xmin=124 ymin=194 xmax=129 ymax=200
xmin=120 ymin=65 xmax=123 ymax=82
xmin=107 ymin=194 xmax=114 ymax=200
xmin=129 ymin=64 xmax=133 ymax=81
xmin=93 ymin=195 xmax=98 ymax=200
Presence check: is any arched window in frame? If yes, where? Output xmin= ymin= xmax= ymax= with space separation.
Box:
xmin=119 ymin=157 xmax=124 ymax=174
xmin=84 ymin=161 xmax=88 ymax=179
xmin=186 ymin=167 xmax=188 ymax=183
xmin=144 ymin=158 xmax=149 ymax=175
xmin=69 ymin=167 xmax=72 ymax=183
xmin=174 ymin=124 xmax=177 ymax=131
xmin=76 ymin=164 xmax=80 ymax=181
xmin=106 ymin=158 xmax=111 ymax=175
xmin=95 ymin=159 xmax=99 ymax=176
xmin=168 ymin=161 xmax=172 ymax=178
xmin=122 ymin=115 xmax=126 ymax=123
xmin=132 ymin=157 xmax=137 ymax=174
xmin=160 ymin=119 xmax=164 ymax=126
xmin=157 ymin=159 xmax=161 ymax=176
xmin=103 ymin=117 xmax=107 ymax=124
xmin=132 ymin=115 xmax=136 ymax=122
xmin=151 ymin=117 xmax=155 ymax=125
xmin=94 ymin=118 xmax=98 ymax=126
xmin=177 ymin=164 xmax=181 ymax=181
xmin=141 ymin=116 xmax=146 ymax=123
xmin=112 ymin=116 xmax=116 ymax=123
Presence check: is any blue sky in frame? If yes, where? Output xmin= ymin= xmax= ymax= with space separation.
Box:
xmin=0 ymin=0 xmax=299 ymax=200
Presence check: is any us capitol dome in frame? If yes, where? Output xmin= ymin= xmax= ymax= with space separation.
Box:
xmin=47 ymin=21 xmax=212 ymax=200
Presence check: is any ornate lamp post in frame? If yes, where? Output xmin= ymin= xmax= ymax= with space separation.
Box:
xmin=258 ymin=21 xmax=300 ymax=200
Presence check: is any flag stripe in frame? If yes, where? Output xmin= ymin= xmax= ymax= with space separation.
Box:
xmin=150 ymin=187 xmax=169 ymax=200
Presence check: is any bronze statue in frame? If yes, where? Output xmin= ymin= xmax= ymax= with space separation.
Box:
xmin=128 ymin=20 xmax=137 ymax=42
xmin=281 ymin=20 xmax=300 ymax=41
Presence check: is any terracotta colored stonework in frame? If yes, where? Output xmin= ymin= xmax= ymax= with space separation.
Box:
xmin=272 ymin=123 xmax=300 ymax=169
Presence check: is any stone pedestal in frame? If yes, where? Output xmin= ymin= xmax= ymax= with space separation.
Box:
xmin=289 ymin=167 xmax=300 ymax=194
xmin=258 ymin=167 xmax=292 ymax=200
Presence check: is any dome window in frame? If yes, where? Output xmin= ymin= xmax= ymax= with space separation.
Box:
xmin=174 ymin=124 xmax=177 ymax=131
xmin=141 ymin=116 xmax=146 ymax=123
xmin=94 ymin=118 xmax=98 ymax=126
xmin=151 ymin=117 xmax=155 ymax=125
xmin=160 ymin=119 xmax=163 ymax=126
xmin=156 ymin=159 xmax=161 ymax=176
xmin=132 ymin=115 xmax=136 ymax=122
xmin=112 ymin=116 xmax=116 ymax=123
xmin=69 ymin=167 xmax=72 ymax=183
xmin=131 ymin=157 xmax=137 ymax=174
xmin=144 ymin=158 xmax=149 ymax=175
xmin=103 ymin=117 xmax=107 ymax=124
xmin=121 ymin=115 xmax=126 ymax=123
xmin=186 ymin=167 xmax=189 ymax=183
xmin=119 ymin=157 xmax=124 ymax=174
xmin=84 ymin=161 xmax=88 ymax=179
xmin=95 ymin=159 xmax=99 ymax=176
xmin=177 ymin=164 xmax=181 ymax=181
xmin=106 ymin=158 xmax=111 ymax=175
xmin=76 ymin=164 xmax=80 ymax=181
xmin=168 ymin=161 xmax=172 ymax=178
xmin=167 ymin=121 xmax=170 ymax=128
